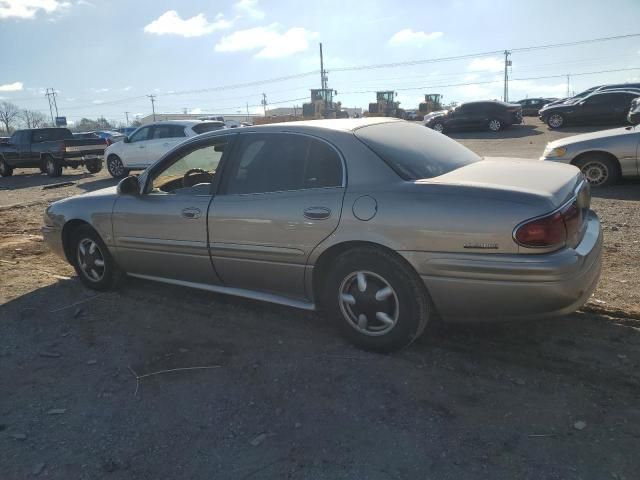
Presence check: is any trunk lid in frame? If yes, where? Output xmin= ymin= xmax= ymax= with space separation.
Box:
xmin=420 ymin=157 xmax=582 ymax=209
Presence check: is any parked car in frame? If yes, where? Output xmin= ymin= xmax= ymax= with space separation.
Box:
xmin=424 ymin=101 xmax=523 ymax=133
xmin=515 ymin=98 xmax=554 ymax=116
xmin=546 ymin=83 xmax=640 ymax=108
xmin=73 ymin=132 xmax=101 ymax=139
xmin=628 ymin=97 xmax=640 ymax=124
xmin=104 ymin=120 xmax=226 ymax=178
xmin=92 ymin=130 xmax=126 ymax=145
xmin=540 ymin=122 xmax=640 ymax=187
xmin=116 ymin=127 xmax=137 ymax=136
xmin=539 ymin=90 xmax=639 ymax=129
xmin=0 ymin=127 xmax=105 ymax=177
xmin=42 ymin=118 xmax=602 ymax=352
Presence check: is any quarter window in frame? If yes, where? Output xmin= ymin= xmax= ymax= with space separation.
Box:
xmin=225 ymin=134 xmax=342 ymax=195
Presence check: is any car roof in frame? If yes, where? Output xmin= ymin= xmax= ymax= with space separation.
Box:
xmin=145 ymin=120 xmax=217 ymax=127
xmin=245 ymin=117 xmax=400 ymax=132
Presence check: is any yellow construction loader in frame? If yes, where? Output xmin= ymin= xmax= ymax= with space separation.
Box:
xmin=366 ymin=91 xmax=405 ymax=118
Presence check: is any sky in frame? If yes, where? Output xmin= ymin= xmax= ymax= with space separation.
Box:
xmin=1 ymin=0 xmax=640 ymax=126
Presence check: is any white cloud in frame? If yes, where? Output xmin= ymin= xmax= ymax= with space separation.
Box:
xmin=0 ymin=81 xmax=23 ymax=92
xmin=235 ymin=0 xmax=264 ymax=20
xmin=122 ymin=86 xmax=132 ymax=91
xmin=510 ymin=80 xmax=567 ymax=99
xmin=90 ymin=87 xmax=109 ymax=93
xmin=92 ymin=100 xmax=103 ymax=104
xmin=468 ymin=57 xmax=504 ymax=73
xmin=144 ymin=10 xmax=232 ymax=37
xmin=215 ymin=24 xmax=317 ymax=58
xmin=388 ymin=29 xmax=443 ymax=47
xmin=0 ymin=0 xmax=70 ymax=19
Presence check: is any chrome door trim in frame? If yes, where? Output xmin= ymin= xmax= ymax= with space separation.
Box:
xmin=127 ymin=273 xmax=316 ymax=311
xmin=210 ymin=242 xmax=305 ymax=257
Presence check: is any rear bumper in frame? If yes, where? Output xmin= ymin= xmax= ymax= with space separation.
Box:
xmin=400 ymin=211 xmax=603 ymax=323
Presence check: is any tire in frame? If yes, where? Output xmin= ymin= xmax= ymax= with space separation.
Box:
xmin=432 ymin=122 xmax=445 ymax=134
xmin=575 ymin=154 xmax=620 ymax=187
xmin=0 ymin=156 xmax=13 ymax=177
xmin=70 ymin=224 xmax=124 ymax=291
xmin=44 ymin=155 xmax=62 ymax=177
xmin=547 ymin=113 xmax=564 ymax=129
xmin=86 ymin=160 xmax=103 ymax=174
xmin=106 ymin=155 xmax=129 ymax=179
xmin=488 ymin=118 xmax=502 ymax=132
xmin=323 ymin=247 xmax=431 ymax=353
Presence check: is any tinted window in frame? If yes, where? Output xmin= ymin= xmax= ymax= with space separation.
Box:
xmin=225 ymin=134 xmax=342 ymax=194
xmin=354 ymin=121 xmax=480 ymax=180
xmin=584 ymin=94 xmax=610 ymax=105
xmin=152 ymin=124 xmax=186 ymax=139
xmin=129 ymin=126 xmax=151 ymax=143
xmin=32 ymin=128 xmax=73 ymax=143
xmin=192 ymin=122 xmax=226 ymax=134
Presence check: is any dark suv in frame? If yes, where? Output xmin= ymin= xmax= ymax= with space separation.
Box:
xmin=424 ymin=101 xmax=523 ymax=133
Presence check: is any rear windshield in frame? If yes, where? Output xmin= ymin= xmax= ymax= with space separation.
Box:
xmin=192 ymin=122 xmax=225 ymax=134
xmin=354 ymin=121 xmax=481 ymax=180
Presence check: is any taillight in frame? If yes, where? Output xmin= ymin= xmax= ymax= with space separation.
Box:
xmin=514 ymin=200 xmax=583 ymax=249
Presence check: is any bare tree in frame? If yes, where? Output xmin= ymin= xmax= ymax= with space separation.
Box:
xmin=0 ymin=101 xmax=20 ymax=134
xmin=21 ymin=110 xmax=48 ymax=129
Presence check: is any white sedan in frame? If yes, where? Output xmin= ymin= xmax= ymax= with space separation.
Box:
xmin=104 ymin=120 xmax=225 ymax=178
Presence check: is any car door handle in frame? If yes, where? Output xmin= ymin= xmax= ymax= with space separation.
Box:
xmin=138 ymin=145 xmax=145 ymax=149
xmin=303 ymin=206 xmax=331 ymax=220
xmin=181 ymin=207 xmax=201 ymax=219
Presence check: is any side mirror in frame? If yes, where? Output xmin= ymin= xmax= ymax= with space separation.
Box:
xmin=117 ymin=175 xmax=140 ymax=196
xmin=123 ymin=136 xmax=130 ymax=143
xmin=578 ymin=101 xmax=586 ymax=106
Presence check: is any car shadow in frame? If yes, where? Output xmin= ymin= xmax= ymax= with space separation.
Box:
xmin=0 ymin=171 xmax=95 ymax=191
xmin=448 ymin=124 xmax=543 ymax=140
xmin=591 ymin=179 xmax=640 ymax=201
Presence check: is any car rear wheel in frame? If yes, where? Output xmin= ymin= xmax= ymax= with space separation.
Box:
xmin=70 ymin=224 xmax=124 ymax=290
xmin=45 ymin=155 xmax=62 ymax=177
xmin=85 ymin=160 xmax=102 ymax=174
xmin=0 ymin=157 xmax=13 ymax=177
xmin=488 ymin=118 xmax=502 ymax=132
xmin=107 ymin=155 xmax=129 ymax=178
xmin=547 ymin=113 xmax=564 ymax=129
xmin=432 ymin=122 xmax=445 ymax=133
xmin=324 ymin=247 xmax=431 ymax=353
xmin=575 ymin=154 xmax=620 ymax=187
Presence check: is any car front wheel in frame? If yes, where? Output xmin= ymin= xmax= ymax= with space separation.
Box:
xmin=547 ymin=113 xmax=565 ymax=129
xmin=324 ymin=247 xmax=431 ymax=353
xmin=488 ymin=118 xmax=502 ymax=132
xmin=70 ymin=224 xmax=124 ymax=290
xmin=106 ymin=155 xmax=129 ymax=178
xmin=432 ymin=122 xmax=445 ymax=133
xmin=575 ymin=154 xmax=620 ymax=187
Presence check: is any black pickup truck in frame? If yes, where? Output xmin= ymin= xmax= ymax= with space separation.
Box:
xmin=0 ymin=128 xmax=106 ymax=177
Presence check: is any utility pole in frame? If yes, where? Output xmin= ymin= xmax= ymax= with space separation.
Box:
xmin=147 ymin=95 xmax=157 ymax=122
xmin=125 ymin=111 xmax=130 ymax=125
xmin=319 ymin=42 xmax=329 ymax=112
xmin=261 ymin=93 xmax=267 ymax=117
xmin=45 ymin=88 xmax=59 ymax=125
xmin=566 ymin=74 xmax=571 ymax=97
xmin=246 ymin=102 xmax=250 ymax=122
xmin=503 ymin=51 xmax=511 ymax=102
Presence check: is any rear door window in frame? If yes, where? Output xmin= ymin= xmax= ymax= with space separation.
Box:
xmin=151 ymin=125 xmax=186 ymax=139
xmin=224 ymin=134 xmax=343 ymax=194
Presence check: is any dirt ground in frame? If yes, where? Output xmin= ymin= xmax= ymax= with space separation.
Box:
xmin=1 ymin=119 xmax=639 ymax=479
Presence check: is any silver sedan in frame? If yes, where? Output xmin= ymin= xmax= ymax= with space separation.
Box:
xmin=540 ymin=124 xmax=640 ymax=187
xmin=43 ymin=118 xmax=602 ymax=352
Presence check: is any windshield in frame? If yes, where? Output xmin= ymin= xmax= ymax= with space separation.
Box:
xmin=354 ymin=121 xmax=481 ymax=180
xmin=192 ymin=122 xmax=226 ymax=134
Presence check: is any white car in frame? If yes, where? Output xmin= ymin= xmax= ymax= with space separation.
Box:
xmin=104 ymin=120 xmax=225 ymax=178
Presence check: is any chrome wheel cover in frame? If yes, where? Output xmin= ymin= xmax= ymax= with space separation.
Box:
xmin=433 ymin=123 xmax=444 ymax=133
xmin=108 ymin=157 xmax=124 ymax=177
xmin=548 ymin=114 xmax=563 ymax=128
xmin=489 ymin=119 xmax=501 ymax=131
xmin=582 ymin=161 xmax=608 ymax=186
xmin=76 ymin=238 xmax=106 ymax=282
xmin=46 ymin=158 xmax=56 ymax=175
xmin=338 ymin=271 xmax=399 ymax=336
